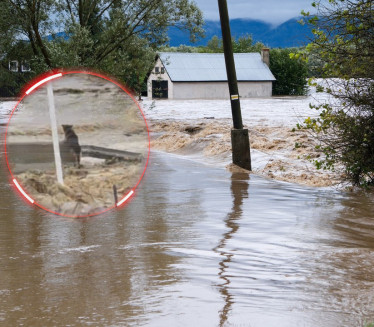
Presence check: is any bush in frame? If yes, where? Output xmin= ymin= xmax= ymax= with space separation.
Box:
xmin=302 ymin=79 xmax=374 ymax=186
xmin=270 ymin=48 xmax=308 ymax=96
xmin=300 ymin=0 xmax=374 ymax=186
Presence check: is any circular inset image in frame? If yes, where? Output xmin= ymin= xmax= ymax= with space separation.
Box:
xmin=5 ymin=71 xmax=149 ymax=218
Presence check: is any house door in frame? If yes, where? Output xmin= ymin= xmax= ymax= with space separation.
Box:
xmin=152 ymin=80 xmax=168 ymax=99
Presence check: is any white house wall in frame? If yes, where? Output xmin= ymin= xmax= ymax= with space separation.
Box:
xmin=172 ymin=82 xmax=272 ymax=99
xmin=147 ymin=58 xmax=174 ymax=99
xmin=239 ymin=82 xmax=272 ymax=98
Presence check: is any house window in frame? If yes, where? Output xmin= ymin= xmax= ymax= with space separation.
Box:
xmin=9 ymin=60 xmax=18 ymax=72
xmin=155 ymin=67 xmax=160 ymax=73
xmin=21 ymin=61 xmax=31 ymax=72
xmin=161 ymin=67 xmax=165 ymax=74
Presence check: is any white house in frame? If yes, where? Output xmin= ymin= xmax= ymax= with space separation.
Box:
xmin=147 ymin=51 xmax=275 ymax=100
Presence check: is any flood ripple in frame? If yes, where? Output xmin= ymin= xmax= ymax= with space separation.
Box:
xmin=0 ymin=148 xmax=374 ymax=326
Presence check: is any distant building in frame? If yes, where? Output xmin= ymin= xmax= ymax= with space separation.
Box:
xmin=147 ymin=50 xmax=275 ymax=99
xmin=8 ymin=60 xmax=31 ymax=73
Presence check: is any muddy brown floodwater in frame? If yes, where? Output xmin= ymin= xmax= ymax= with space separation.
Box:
xmin=1 ymin=126 xmax=374 ymax=326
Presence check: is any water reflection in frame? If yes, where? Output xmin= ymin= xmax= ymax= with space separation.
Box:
xmin=334 ymin=191 xmax=374 ymax=247
xmin=0 ymin=150 xmax=208 ymax=326
xmin=316 ymin=190 xmax=374 ymax=325
xmin=214 ymin=172 xmax=249 ymax=327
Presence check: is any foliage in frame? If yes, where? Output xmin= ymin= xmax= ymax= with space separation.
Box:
xmin=0 ymin=2 xmax=17 ymax=53
xmin=0 ymin=65 xmax=29 ymax=97
xmin=162 ymin=34 xmax=265 ymax=54
xmin=0 ymin=0 xmax=204 ymax=93
xmin=232 ymin=34 xmax=265 ymax=53
xmin=1 ymin=0 xmax=55 ymax=66
xmin=270 ymin=48 xmax=308 ymax=95
xmin=204 ymin=34 xmax=264 ymax=53
xmin=205 ymin=35 xmax=223 ymax=52
xmin=304 ymin=45 xmax=326 ymax=78
xmin=300 ymin=0 xmax=374 ymax=186
xmin=102 ymin=37 xmax=156 ymax=99
xmin=0 ymin=41 xmax=35 ymax=96
xmin=303 ymin=0 xmax=373 ymax=79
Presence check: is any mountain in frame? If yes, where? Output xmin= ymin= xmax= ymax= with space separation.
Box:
xmin=260 ymin=18 xmax=313 ymax=47
xmin=44 ymin=18 xmax=312 ymax=49
xmin=168 ymin=17 xmax=313 ymax=48
xmin=46 ymin=31 xmax=69 ymax=41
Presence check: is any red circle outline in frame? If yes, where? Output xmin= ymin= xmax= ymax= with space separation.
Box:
xmin=4 ymin=70 xmax=150 ymax=218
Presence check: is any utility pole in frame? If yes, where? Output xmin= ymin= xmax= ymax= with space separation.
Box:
xmin=218 ymin=0 xmax=251 ymax=171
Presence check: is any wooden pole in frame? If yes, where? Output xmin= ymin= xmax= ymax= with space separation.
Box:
xmin=113 ymin=185 xmax=118 ymax=205
xmin=47 ymin=82 xmax=64 ymax=184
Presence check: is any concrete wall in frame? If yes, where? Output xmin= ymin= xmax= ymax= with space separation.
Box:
xmin=172 ymin=81 xmax=272 ymax=99
xmin=239 ymin=82 xmax=272 ymax=98
xmin=147 ymin=58 xmax=174 ymax=99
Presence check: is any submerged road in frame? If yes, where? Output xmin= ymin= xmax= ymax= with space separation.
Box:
xmin=1 ymin=146 xmax=374 ymax=326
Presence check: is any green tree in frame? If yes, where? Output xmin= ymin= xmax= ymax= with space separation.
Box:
xmin=112 ymin=39 xmax=156 ymax=100
xmin=301 ymin=0 xmax=374 ymax=185
xmin=270 ymin=48 xmax=308 ymax=95
xmin=206 ymin=35 xmax=223 ymax=53
xmin=0 ymin=2 xmax=17 ymax=55
xmin=1 ymin=0 xmax=204 ymax=91
xmin=304 ymin=45 xmax=325 ymax=78
xmin=1 ymin=0 xmax=55 ymax=66
xmin=205 ymin=34 xmax=264 ymax=53
xmin=0 ymin=41 xmax=34 ymax=96
xmin=232 ymin=34 xmax=264 ymax=53
xmin=57 ymin=0 xmax=203 ymax=66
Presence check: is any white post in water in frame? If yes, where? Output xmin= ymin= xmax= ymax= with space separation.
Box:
xmin=47 ymin=82 xmax=64 ymax=185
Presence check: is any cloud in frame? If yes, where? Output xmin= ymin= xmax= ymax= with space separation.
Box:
xmin=194 ymin=0 xmax=314 ymax=25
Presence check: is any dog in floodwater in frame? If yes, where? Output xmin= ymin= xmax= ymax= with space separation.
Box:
xmin=62 ymin=125 xmax=81 ymax=167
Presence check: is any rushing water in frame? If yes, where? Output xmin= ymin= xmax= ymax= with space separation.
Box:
xmin=1 ymin=110 xmax=374 ymax=326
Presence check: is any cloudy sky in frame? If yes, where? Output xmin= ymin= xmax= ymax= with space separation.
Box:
xmin=194 ymin=0 xmax=315 ymax=26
